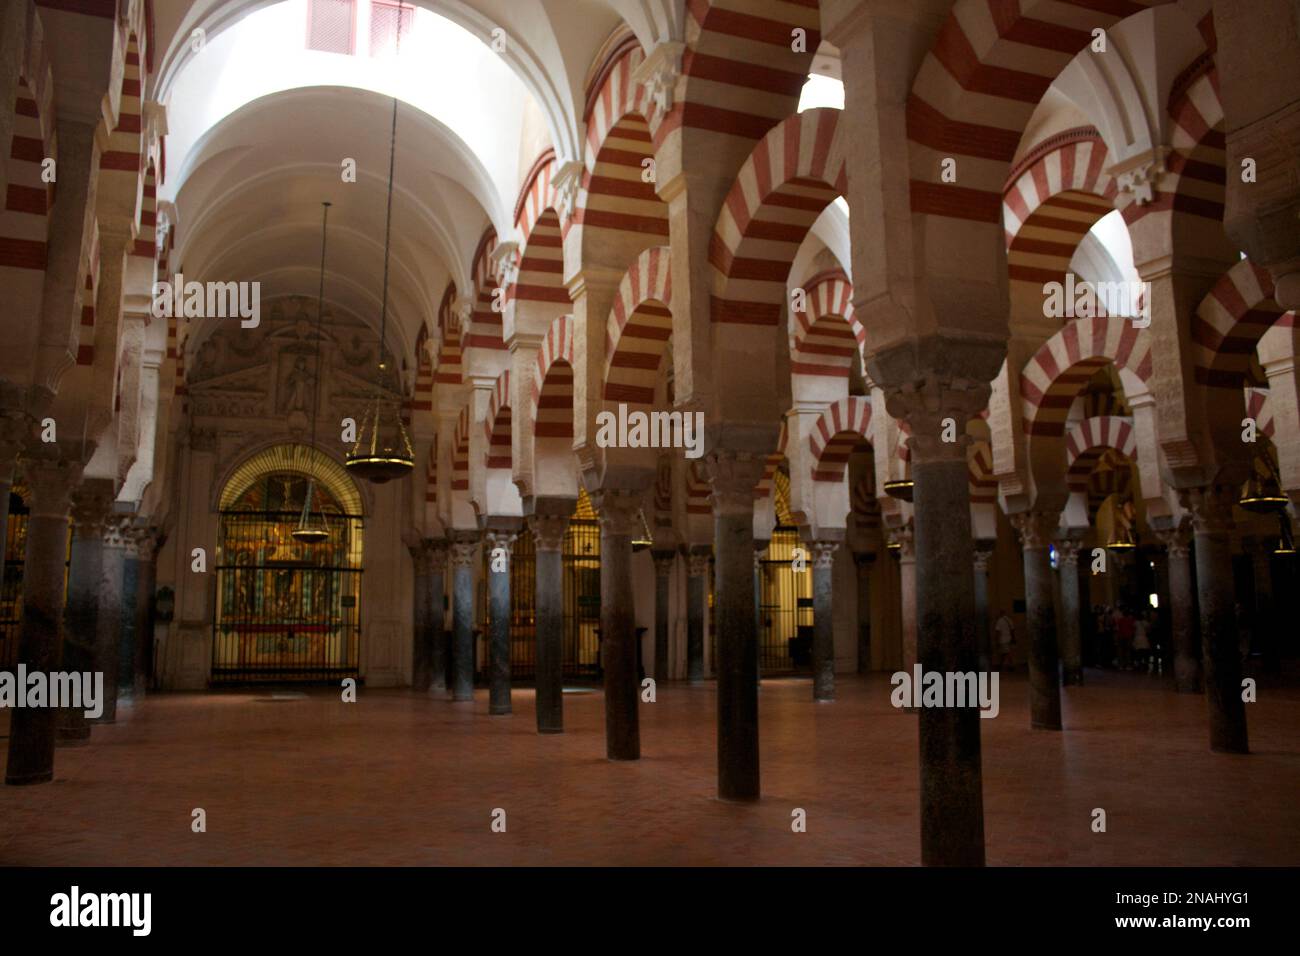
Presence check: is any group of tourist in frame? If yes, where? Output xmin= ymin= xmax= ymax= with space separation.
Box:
xmin=1092 ymin=605 xmax=1162 ymax=673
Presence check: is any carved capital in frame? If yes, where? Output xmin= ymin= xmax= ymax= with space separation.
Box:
xmin=593 ymin=488 xmax=643 ymax=537
xmin=972 ymin=543 xmax=994 ymax=573
xmin=632 ymin=41 xmax=684 ymax=121
xmin=704 ymin=450 xmax=765 ymax=518
xmin=1110 ymin=148 xmax=1169 ymax=206
xmin=69 ymin=479 xmax=116 ymax=533
xmin=1155 ymin=522 xmax=1192 ymax=558
xmin=530 ymin=514 xmax=569 ymax=552
xmin=1010 ymin=510 xmax=1062 ymax=551
xmin=810 ymin=540 xmax=838 ymax=571
xmin=1180 ymin=485 xmax=1237 ymax=537
xmin=102 ymin=514 xmax=133 ymax=550
xmin=19 ymin=450 xmax=85 ymax=519
xmin=652 ymin=549 xmax=675 ymax=576
xmin=552 ymin=161 xmax=584 ymax=224
xmin=425 ymin=540 xmax=449 ymax=573
xmin=484 ymin=529 xmax=517 ymax=557
xmin=881 ymin=379 xmax=990 ymax=464
xmin=686 ymin=548 xmax=711 ymax=578
xmin=450 ymin=535 xmax=479 ymax=570
xmin=127 ymin=523 xmax=163 ymax=561
xmin=1055 ymin=535 xmax=1084 ymax=568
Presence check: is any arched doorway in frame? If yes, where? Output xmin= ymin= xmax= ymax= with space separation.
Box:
xmin=213 ymin=444 xmax=364 ymax=683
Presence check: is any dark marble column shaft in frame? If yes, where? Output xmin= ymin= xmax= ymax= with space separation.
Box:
xmin=652 ymin=550 xmax=673 ymax=682
xmin=1012 ymin=511 xmax=1063 ymax=730
xmin=5 ymin=452 xmax=83 ymax=786
xmin=409 ymin=541 xmax=432 ymax=693
xmin=450 ymin=536 xmax=478 ymax=703
xmin=854 ymin=551 xmax=874 ymax=673
xmin=427 ymin=542 xmax=448 ymax=697
xmin=1159 ymin=525 xmax=1200 ymax=693
xmin=94 ymin=519 xmax=129 ymax=724
xmin=595 ymin=489 xmax=641 ymax=760
xmin=1185 ymin=487 xmax=1249 ymax=753
xmin=911 ymin=441 xmax=985 ymax=866
xmin=972 ymin=544 xmax=993 ymax=673
xmin=531 ymin=510 xmax=568 ymax=733
xmin=1057 ymin=537 xmax=1084 ymax=686
xmin=128 ymin=527 xmax=160 ymax=696
xmin=685 ymin=549 xmax=709 ymax=683
xmin=811 ymin=540 xmax=837 ymax=701
xmin=58 ymin=483 xmax=111 ymax=745
xmin=485 ymin=530 xmax=515 ymax=716
xmin=706 ymin=451 xmax=765 ymax=801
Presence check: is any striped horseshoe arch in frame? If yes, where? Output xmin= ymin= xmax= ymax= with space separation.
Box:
xmin=452 ymin=405 xmax=471 ymax=493
xmin=754 ymin=419 xmax=790 ymax=502
xmin=604 ymin=245 xmax=672 ymax=405
xmin=1065 ymin=416 xmax=1137 ymax=492
xmin=792 ymin=270 xmax=862 ymax=380
xmin=710 ymin=108 xmax=849 ymax=327
xmin=1191 ymin=258 xmax=1294 ymax=388
xmin=1020 ymin=316 xmax=1153 ymax=437
xmin=511 ymin=151 xmax=568 ymax=311
xmin=433 ymin=285 xmax=463 ymax=387
xmin=484 ymin=369 xmax=512 ymax=471
xmin=533 ymin=313 xmax=576 ymax=439
xmin=808 ymin=396 xmax=873 ymax=483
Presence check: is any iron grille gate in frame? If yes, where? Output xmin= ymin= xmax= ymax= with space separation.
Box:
xmin=478 ymin=517 xmax=602 ymax=683
xmin=0 ymin=491 xmax=29 ymax=672
xmin=212 ymin=511 xmax=362 ymax=683
xmin=757 ymin=529 xmax=812 ymax=675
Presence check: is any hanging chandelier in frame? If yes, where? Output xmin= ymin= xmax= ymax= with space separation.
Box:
xmin=883 ymin=478 xmax=914 ymax=502
xmin=292 ymin=202 xmax=334 ymax=544
xmin=346 ymin=5 xmax=414 ymax=485
xmin=1238 ymin=451 xmax=1288 ymax=515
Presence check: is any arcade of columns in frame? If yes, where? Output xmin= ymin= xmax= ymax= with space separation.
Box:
xmin=2 ymin=0 xmax=1298 ymax=865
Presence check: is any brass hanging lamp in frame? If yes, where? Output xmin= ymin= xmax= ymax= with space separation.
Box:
xmin=1105 ymin=494 xmax=1137 ymax=551
xmin=1275 ymin=513 xmax=1296 ymax=556
xmin=883 ymin=478 xmax=914 ymax=502
xmin=1238 ymin=451 xmax=1288 ymax=515
xmin=292 ymin=201 xmax=334 ymax=545
xmin=346 ymin=5 xmax=414 ymax=485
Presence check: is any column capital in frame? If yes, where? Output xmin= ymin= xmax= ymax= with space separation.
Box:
xmin=425 ymin=539 xmax=449 ymax=572
xmin=484 ymin=529 xmax=518 ymax=556
xmin=102 ymin=513 xmax=133 ymax=550
xmin=1055 ymin=535 xmax=1084 ymax=568
xmin=1180 ymin=485 xmax=1237 ymax=536
xmin=450 ymin=533 xmax=479 ymax=569
xmin=592 ymin=487 xmax=643 ymax=537
xmin=19 ymin=449 xmax=86 ymax=518
xmin=652 ymin=549 xmax=675 ymax=576
xmin=810 ymin=540 xmax=838 ymax=570
xmin=1010 ymin=510 xmax=1061 ymax=551
xmin=126 ymin=522 xmax=164 ymax=561
xmin=69 ymin=478 xmax=116 ymax=532
xmin=704 ymin=450 xmax=766 ymax=518
xmin=686 ymin=548 xmax=711 ymax=578
xmin=530 ymin=513 xmax=569 ymax=552
xmin=972 ymin=543 xmax=994 ymax=573
xmin=875 ymin=371 xmax=994 ymax=465
xmin=1155 ymin=522 xmax=1193 ymax=557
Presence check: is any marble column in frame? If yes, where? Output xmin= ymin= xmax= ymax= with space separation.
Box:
xmin=854 ymin=551 xmax=874 ymax=673
xmin=531 ymin=511 xmax=568 ymax=733
xmin=892 ymin=523 xmax=917 ymax=673
xmin=0 ymin=387 xmax=30 ymax=575
xmin=427 ymin=542 xmax=448 ymax=697
xmin=652 ymin=550 xmax=674 ymax=683
xmin=129 ymin=526 xmax=161 ymax=696
xmin=1184 ymin=486 xmax=1249 ymax=753
xmin=907 ymin=421 xmax=985 ymax=866
xmin=1249 ymin=538 xmax=1277 ymax=672
xmin=752 ymin=541 xmax=765 ymax=685
xmin=685 ymin=547 xmax=710 ymax=683
xmin=1158 ymin=524 xmax=1200 ymax=693
xmin=1057 ymin=536 xmax=1084 ymax=686
xmin=485 ymin=530 xmax=516 ymax=716
xmin=5 ymin=450 xmax=83 ymax=786
xmin=811 ymin=540 xmax=838 ymax=701
xmin=93 ymin=516 xmax=130 ymax=724
xmin=972 ymin=544 xmax=993 ymax=673
xmin=449 ymin=535 xmax=478 ymax=703
xmin=1012 ymin=511 xmax=1063 ymax=731
xmin=408 ymin=540 xmax=432 ymax=693
xmin=705 ymin=451 xmax=766 ymax=801
xmin=594 ymin=489 xmax=641 ymax=760
xmin=57 ymin=481 xmax=112 ymax=745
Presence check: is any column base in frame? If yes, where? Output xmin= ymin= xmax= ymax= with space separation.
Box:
xmin=538 ymin=726 xmax=564 ymax=735
xmin=489 ymin=705 xmax=511 ymax=716
xmin=5 ymin=770 xmax=54 ymax=786
xmin=1031 ymin=719 xmax=1063 ymax=732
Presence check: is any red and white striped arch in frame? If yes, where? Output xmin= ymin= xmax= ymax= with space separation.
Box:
xmin=533 ymin=313 xmax=575 ymax=438
xmin=711 ymin=108 xmax=848 ymax=326
xmin=76 ymin=231 xmax=100 ymax=366
xmin=511 ymin=151 xmax=568 ymax=310
xmin=604 ymin=245 xmax=672 ymax=404
xmin=808 ymin=396 xmax=873 ymax=483
xmin=452 ymin=405 xmax=470 ymax=492
xmin=577 ymin=39 xmax=667 ymax=242
xmin=411 ymin=322 xmax=433 ymax=413
xmin=1244 ymin=387 xmax=1275 ymax=440
xmin=425 ymin=440 xmax=438 ymax=508
xmin=1021 ymin=317 xmax=1153 ymax=437
xmin=670 ymin=0 xmax=821 ymax=145
xmin=1065 ymin=416 xmax=1137 ymax=491
xmin=99 ymin=32 xmax=144 ymax=187
xmin=465 ymin=228 xmax=505 ymax=353
xmin=484 ymin=369 xmax=511 ymax=470
xmin=433 ymin=285 xmax=463 ymax=386
xmin=968 ymin=439 xmax=997 ymax=506
xmin=1003 ymin=129 xmax=1116 ymax=287
xmin=1153 ymin=51 xmax=1225 ymax=228
xmin=1191 ymin=259 xmax=1294 ymax=388
xmin=907 ymin=1 xmax=1183 ymax=225
xmin=686 ymin=459 xmax=711 ymax=516
xmin=791 ymin=270 xmax=862 ymax=379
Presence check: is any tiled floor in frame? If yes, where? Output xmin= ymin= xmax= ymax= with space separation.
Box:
xmin=0 ymin=670 xmax=1296 ymax=866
